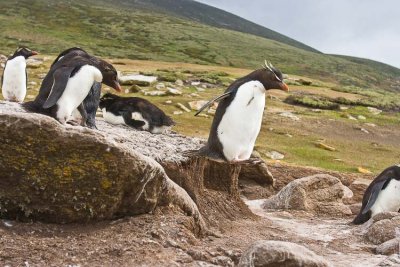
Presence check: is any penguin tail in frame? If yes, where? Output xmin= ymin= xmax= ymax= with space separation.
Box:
xmin=163 ymin=115 xmax=176 ymax=126
xmin=183 ymin=146 xmax=226 ymax=163
xmin=352 ymin=210 xmax=371 ymax=225
xmin=22 ymin=101 xmax=39 ymax=112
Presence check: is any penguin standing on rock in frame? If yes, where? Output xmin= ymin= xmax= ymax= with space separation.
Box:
xmin=25 ymin=53 xmax=121 ymax=125
xmin=24 ymin=47 xmax=106 ymax=128
xmin=353 ymin=165 xmax=400 ymax=224
xmin=188 ymin=61 xmax=289 ymax=164
xmin=100 ymin=93 xmax=175 ymax=134
xmin=1 ymin=47 xmax=38 ymax=102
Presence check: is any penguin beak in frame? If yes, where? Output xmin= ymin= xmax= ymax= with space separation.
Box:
xmin=113 ymin=81 xmax=122 ymax=92
xmin=31 ymin=51 xmax=39 ymax=56
xmin=279 ymin=82 xmax=289 ymax=92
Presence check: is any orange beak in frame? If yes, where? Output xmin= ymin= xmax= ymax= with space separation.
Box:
xmin=31 ymin=51 xmax=39 ymax=56
xmin=280 ymin=82 xmax=289 ymax=92
xmin=113 ymin=81 xmax=122 ymax=92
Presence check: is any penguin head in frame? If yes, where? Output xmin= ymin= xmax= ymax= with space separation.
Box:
xmin=13 ymin=47 xmax=38 ymax=59
xmin=99 ymin=93 xmax=120 ymax=109
xmin=256 ymin=61 xmax=289 ymax=92
xmin=97 ymin=60 xmax=122 ymax=92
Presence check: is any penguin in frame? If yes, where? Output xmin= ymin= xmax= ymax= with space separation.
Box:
xmin=1 ymin=47 xmax=38 ymax=102
xmin=99 ymin=93 xmax=175 ymax=134
xmin=35 ymin=54 xmax=120 ymax=125
xmin=353 ymin=165 xmax=400 ymax=224
xmin=24 ymin=47 xmax=104 ymax=128
xmin=188 ymin=61 xmax=289 ymax=164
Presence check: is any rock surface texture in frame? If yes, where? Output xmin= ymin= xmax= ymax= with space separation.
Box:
xmin=238 ymin=240 xmax=331 ymax=267
xmin=0 ymin=101 xmax=271 ymax=231
xmin=262 ymin=174 xmax=352 ymax=215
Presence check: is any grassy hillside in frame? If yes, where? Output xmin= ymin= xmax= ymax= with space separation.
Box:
xmin=0 ymin=0 xmax=399 ymax=93
xmin=109 ymin=0 xmax=320 ymax=53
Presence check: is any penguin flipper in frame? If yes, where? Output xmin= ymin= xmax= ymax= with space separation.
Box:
xmin=194 ymin=92 xmax=231 ymax=116
xmin=361 ymin=179 xmax=388 ymax=215
xmin=42 ymin=66 xmax=78 ymax=109
xmin=121 ymin=111 xmax=146 ymax=129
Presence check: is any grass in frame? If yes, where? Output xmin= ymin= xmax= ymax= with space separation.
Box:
xmin=0 ymin=0 xmax=399 ymax=93
xmin=2 ymin=59 xmax=400 ymax=175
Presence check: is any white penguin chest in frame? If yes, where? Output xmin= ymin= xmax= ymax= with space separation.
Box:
xmin=217 ymin=81 xmax=265 ymax=161
xmin=371 ymin=179 xmax=400 ymax=216
xmin=2 ymin=56 xmax=27 ymax=102
xmin=56 ymin=65 xmax=102 ymax=121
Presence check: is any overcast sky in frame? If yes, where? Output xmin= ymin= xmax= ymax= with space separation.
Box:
xmin=196 ymin=0 xmax=400 ymax=68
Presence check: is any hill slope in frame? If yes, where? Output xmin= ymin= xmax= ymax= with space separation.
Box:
xmin=109 ymin=0 xmax=320 ymax=53
xmin=0 ymin=0 xmax=399 ymax=91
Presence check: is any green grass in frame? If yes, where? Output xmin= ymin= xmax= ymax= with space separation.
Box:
xmin=0 ymin=0 xmax=399 ymax=93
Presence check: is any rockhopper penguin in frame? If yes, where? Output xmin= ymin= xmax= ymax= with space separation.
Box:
xmin=353 ymin=165 xmax=400 ymax=224
xmin=100 ymin=93 xmax=175 ymax=134
xmin=24 ymin=47 xmax=115 ymax=128
xmin=190 ymin=61 xmax=289 ymax=163
xmin=1 ymin=47 xmax=38 ymax=102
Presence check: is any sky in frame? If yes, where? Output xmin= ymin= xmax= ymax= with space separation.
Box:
xmin=196 ymin=0 xmax=400 ymax=68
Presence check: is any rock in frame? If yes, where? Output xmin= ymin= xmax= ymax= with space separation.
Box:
xmin=311 ymin=109 xmax=322 ymax=113
xmin=263 ymin=174 xmax=352 ymax=216
xmin=358 ymin=167 xmax=372 ymax=174
xmin=176 ymin=103 xmax=191 ymax=112
xmin=376 ymin=238 xmax=400 ymax=255
xmin=196 ymin=114 xmax=209 ymax=118
xmin=378 ymin=254 xmax=400 ymax=266
xmin=365 ymin=123 xmax=377 ymax=127
xmin=347 ymin=115 xmax=357 ymax=120
xmin=373 ymin=212 xmax=400 ymax=223
xmin=340 ymin=106 xmax=349 ymax=110
xmin=348 ymin=178 xmax=371 ymax=203
xmin=315 ymin=142 xmax=336 ymax=151
xmin=0 ymin=54 xmax=7 ymax=63
xmin=264 ymin=151 xmax=284 ymax=160
xmin=126 ymin=84 xmax=142 ymax=93
xmin=367 ymin=107 xmax=382 ymax=115
xmin=211 ymin=256 xmax=234 ymax=267
xmin=239 ymin=162 xmax=274 ymax=186
xmin=26 ymin=59 xmax=43 ymax=69
xmin=119 ymin=74 xmax=157 ymax=86
xmin=28 ymin=81 xmax=38 ymax=86
xmin=190 ymin=93 xmax=200 ymax=97
xmin=175 ymin=79 xmax=184 ymax=86
xmin=173 ymin=111 xmax=183 ymax=115
xmin=238 ymin=240 xmax=331 ymax=267
xmin=279 ymin=112 xmax=300 ymax=121
xmin=207 ymin=108 xmax=216 ymax=115
xmin=156 ymin=83 xmax=166 ymax=90
xmin=165 ymin=100 xmax=173 ymax=104
xmin=166 ymin=87 xmax=182 ymax=96
xmin=295 ymin=79 xmax=313 ymax=86
xmin=191 ymin=81 xmax=201 ymax=86
xmin=357 ymin=115 xmax=367 ymax=120
xmin=143 ymin=91 xmax=167 ymax=96
xmin=196 ymin=87 xmax=206 ymax=92
xmin=188 ymin=101 xmax=208 ymax=111
xmin=0 ymin=101 xmax=205 ymax=231
xmin=367 ymin=216 xmax=400 ymax=245
xmin=348 ymin=203 xmax=362 ymax=215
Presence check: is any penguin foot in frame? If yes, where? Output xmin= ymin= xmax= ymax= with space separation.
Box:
xmin=66 ymin=120 xmax=81 ymax=126
xmin=230 ymin=158 xmax=263 ymax=165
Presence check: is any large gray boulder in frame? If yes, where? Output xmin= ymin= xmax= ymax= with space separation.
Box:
xmin=367 ymin=215 xmax=400 ymax=245
xmin=262 ymin=174 xmax=352 ymax=216
xmin=238 ymin=240 xmax=331 ymax=267
xmin=0 ymin=102 xmax=203 ymax=229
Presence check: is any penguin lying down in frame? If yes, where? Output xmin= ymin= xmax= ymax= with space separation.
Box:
xmin=99 ymin=93 xmax=175 ymax=134
xmin=186 ymin=61 xmax=289 ymax=164
xmin=353 ymin=165 xmax=400 ymax=224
